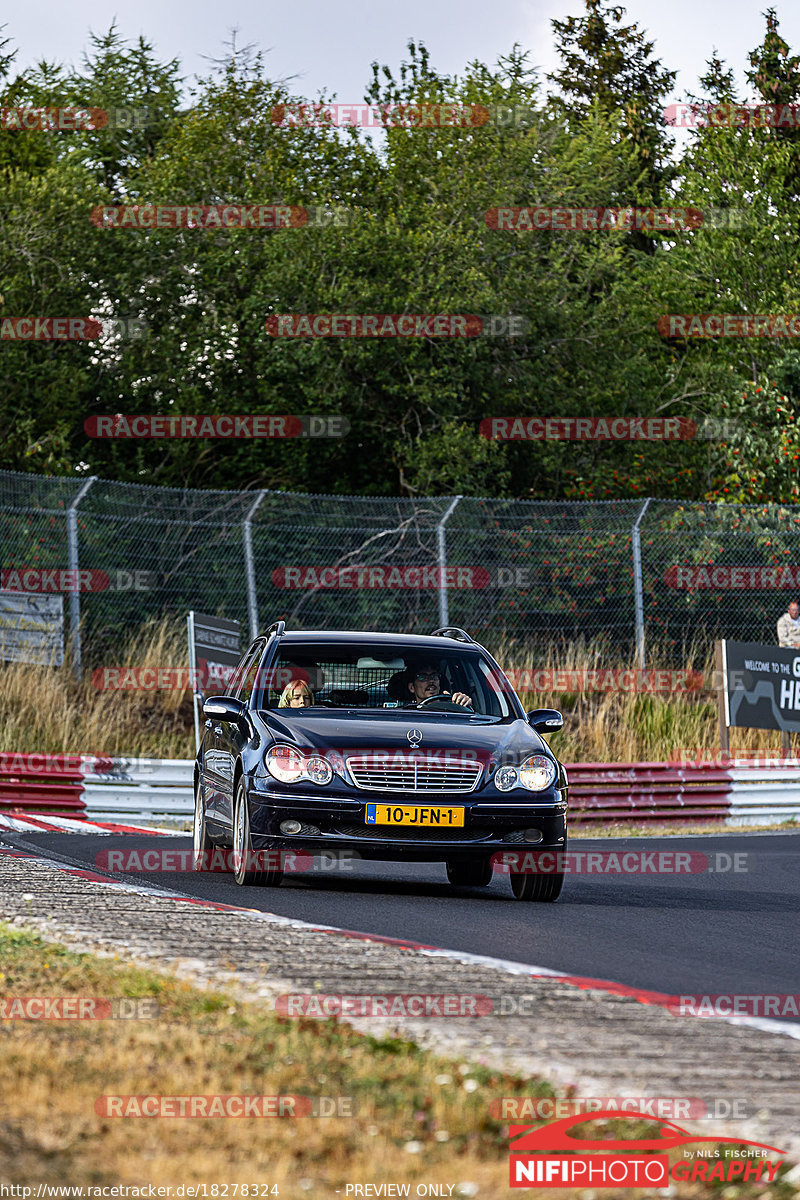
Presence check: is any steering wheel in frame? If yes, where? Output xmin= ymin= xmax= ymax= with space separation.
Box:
xmin=417 ymin=693 xmax=474 ymax=710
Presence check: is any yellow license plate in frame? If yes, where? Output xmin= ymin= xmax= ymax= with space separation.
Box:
xmin=365 ymin=804 xmax=465 ymax=827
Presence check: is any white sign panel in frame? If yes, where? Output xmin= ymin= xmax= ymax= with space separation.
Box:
xmin=0 ymin=591 xmax=64 ymax=666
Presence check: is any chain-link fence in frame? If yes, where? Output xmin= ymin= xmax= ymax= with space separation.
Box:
xmin=1 ymin=469 xmax=799 ymax=672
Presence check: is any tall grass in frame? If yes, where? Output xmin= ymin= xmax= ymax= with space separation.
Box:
xmin=0 ymin=622 xmax=790 ymax=761
xmin=502 ymin=633 xmax=793 ymax=761
xmin=0 ymin=618 xmax=193 ymax=759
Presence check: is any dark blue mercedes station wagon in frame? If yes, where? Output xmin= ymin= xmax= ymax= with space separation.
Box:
xmin=194 ymin=624 xmax=568 ymax=900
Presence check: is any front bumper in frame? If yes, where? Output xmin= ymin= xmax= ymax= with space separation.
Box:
xmin=246 ymin=784 xmax=567 ymax=862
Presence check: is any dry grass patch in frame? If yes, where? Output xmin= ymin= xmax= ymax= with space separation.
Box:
xmin=0 ymin=619 xmax=193 ymax=759
xmin=0 ymin=926 xmax=795 ymax=1199
xmin=0 ymin=924 xmax=537 ymax=1194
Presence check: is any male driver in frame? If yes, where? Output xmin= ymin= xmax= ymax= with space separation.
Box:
xmin=407 ymin=663 xmax=472 ymax=707
xmin=777 ymin=600 xmax=800 ymax=648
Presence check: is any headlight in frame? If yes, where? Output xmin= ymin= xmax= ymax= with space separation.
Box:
xmin=266 ymin=745 xmax=332 ymax=786
xmin=305 ymin=754 xmax=333 ymax=785
xmin=266 ymin=745 xmax=305 ymax=783
xmin=518 ymin=754 xmax=557 ymax=792
xmin=494 ymin=755 xmax=556 ymax=793
xmin=495 ymin=764 xmax=519 ymax=792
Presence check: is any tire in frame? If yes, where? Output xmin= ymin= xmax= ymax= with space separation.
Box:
xmin=509 ymin=841 xmax=566 ymax=902
xmin=232 ymin=778 xmax=284 ymax=887
xmin=192 ymin=776 xmax=214 ymax=871
xmin=509 ymin=871 xmax=564 ymax=901
xmin=446 ymin=857 xmax=493 ymax=887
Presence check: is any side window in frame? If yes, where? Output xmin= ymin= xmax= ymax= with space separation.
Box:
xmin=477 ymin=659 xmax=510 ymax=717
xmin=239 ymin=642 xmax=267 ymax=703
xmin=228 ymin=644 xmax=259 ymax=699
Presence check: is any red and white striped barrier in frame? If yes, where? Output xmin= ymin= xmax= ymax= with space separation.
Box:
xmin=567 ymin=762 xmax=733 ymax=824
xmin=0 ymin=754 xmax=192 ymax=825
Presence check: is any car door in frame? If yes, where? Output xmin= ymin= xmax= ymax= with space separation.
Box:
xmin=202 ymin=645 xmax=254 ymax=828
xmin=216 ymin=640 xmax=266 ymax=827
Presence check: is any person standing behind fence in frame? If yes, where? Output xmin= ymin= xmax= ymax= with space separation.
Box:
xmin=777 ymin=600 xmax=800 ymax=648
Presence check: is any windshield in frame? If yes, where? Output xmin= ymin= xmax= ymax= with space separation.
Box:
xmin=254 ymin=641 xmax=517 ymax=718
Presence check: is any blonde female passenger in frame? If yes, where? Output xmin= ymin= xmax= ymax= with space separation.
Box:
xmin=278 ymin=679 xmax=314 ymax=707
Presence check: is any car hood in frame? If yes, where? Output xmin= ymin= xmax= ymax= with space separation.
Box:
xmin=258 ymin=710 xmax=552 ymax=764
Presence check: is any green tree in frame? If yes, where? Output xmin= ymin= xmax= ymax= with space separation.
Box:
xmin=547 ymin=0 xmax=677 ymax=206
xmin=746 ymin=8 xmax=800 ymax=198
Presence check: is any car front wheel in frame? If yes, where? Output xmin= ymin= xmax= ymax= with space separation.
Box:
xmin=509 ymin=841 xmax=565 ymax=902
xmin=232 ymin=779 xmax=284 ymax=887
xmin=192 ymin=777 xmax=213 ymax=871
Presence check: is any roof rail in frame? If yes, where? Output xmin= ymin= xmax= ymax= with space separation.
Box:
xmin=430 ymin=626 xmax=474 ymax=643
xmin=265 ymin=620 xmax=286 ymax=639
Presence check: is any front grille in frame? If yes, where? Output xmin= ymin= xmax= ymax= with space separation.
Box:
xmin=346 ymin=754 xmax=482 ymax=793
xmin=332 ymin=824 xmax=496 ymax=842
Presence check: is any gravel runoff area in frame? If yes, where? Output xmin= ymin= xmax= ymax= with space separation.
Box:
xmin=0 ymin=844 xmax=798 ymax=1166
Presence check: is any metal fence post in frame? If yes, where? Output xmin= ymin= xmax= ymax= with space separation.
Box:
xmin=67 ymin=476 xmax=97 ymax=679
xmin=244 ymin=490 xmax=267 ymax=639
xmin=436 ymin=495 xmax=462 ymax=627
xmin=632 ymin=497 xmax=652 ymax=670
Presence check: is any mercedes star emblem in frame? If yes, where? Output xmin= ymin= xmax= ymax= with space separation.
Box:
xmin=406 ymin=728 xmax=423 ymax=747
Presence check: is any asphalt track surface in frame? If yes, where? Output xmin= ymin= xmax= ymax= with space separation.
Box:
xmin=6 ymin=829 xmax=799 ymax=1009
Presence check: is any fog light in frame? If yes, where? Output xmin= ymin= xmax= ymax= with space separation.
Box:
xmin=524 ymin=828 xmax=543 ymax=843
xmin=280 ymin=820 xmax=302 ymax=835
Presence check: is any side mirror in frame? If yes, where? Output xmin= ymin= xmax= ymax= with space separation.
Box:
xmin=203 ymin=696 xmax=246 ymax=722
xmin=527 ymin=707 xmax=563 ymax=733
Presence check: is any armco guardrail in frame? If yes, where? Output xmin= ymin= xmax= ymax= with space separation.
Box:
xmin=82 ymin=757 xmax=194 ymax=820
xmin=0 ymin=755 xmax=192 ymax=822
xmin=1 ymin=755 xmax=798 ymax=827
xmin=728 ymin=760 xmax=800 ymax=826
xmin=567 ymin=762 xmax=734 ymax=823
xmin=0 ymin=753 xmax=88 ymax=817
